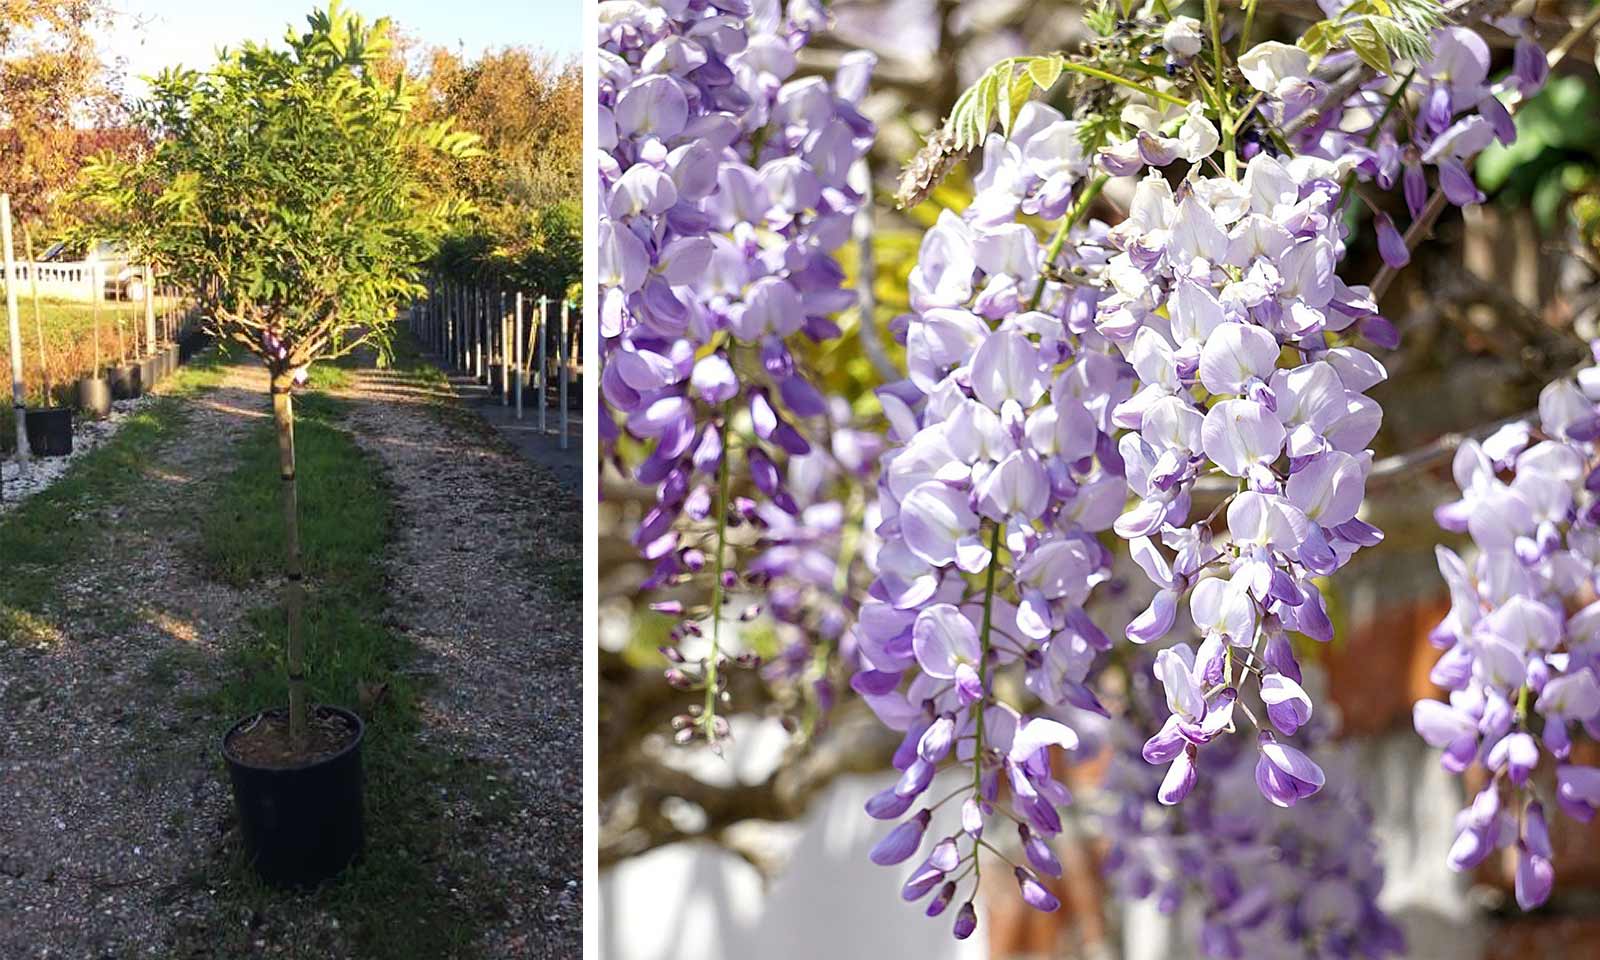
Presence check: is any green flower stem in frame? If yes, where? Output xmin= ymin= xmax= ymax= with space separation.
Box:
xmin=701 ymin=405 xmax=734 ymax=741
xmin=1204 ymin=0 xmax=1236 ymax=179
xmin=1060 ymin=60 xmax=1190 ymax=109
xmin=1029 ymin=174 xmax=1109 ymax=310
xmin=1239 ymin=0 xmax=1261 ymax=55
xmin=970 ymin=519 xmax=1005 ymax=887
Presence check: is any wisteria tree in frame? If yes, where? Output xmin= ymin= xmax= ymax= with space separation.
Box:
xmin=81 ymin=2 xmax=477 ymax=749
xmin=600 ymin=0 xmax=1600 ymax=952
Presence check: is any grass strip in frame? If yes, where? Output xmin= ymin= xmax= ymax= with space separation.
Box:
xmin=181 ymin=361 xmax=512 ymax=959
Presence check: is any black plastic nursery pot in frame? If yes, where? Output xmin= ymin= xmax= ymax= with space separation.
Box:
xmin=222 ymin=705 xmax=366 ymax=889
xmin=76 ymin=377 xmax=112 ymax=419
xmin=179 ymin=329 xmax=211 ymax=362
xmin=109 ymin=364 xmax=141 ymax=400
xmin=24 ymin=407 xmax=73 ymax=457
xmin=138 ymin=354 xmax=161 ymax=390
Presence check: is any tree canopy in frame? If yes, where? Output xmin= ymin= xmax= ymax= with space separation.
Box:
xmin=0 ymin=0 xmax=122 ymax=226
xmin=391 ymin=42 xmax=581 ymax=297
xmin=78 ymin=2 xmax=480 ymax=371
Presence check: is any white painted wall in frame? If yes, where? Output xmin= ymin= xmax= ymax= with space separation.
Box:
xmin=600 ymin=731 xmax=1488 ymax=960
xmin=599 ymin=769 xmax=986 ymax=960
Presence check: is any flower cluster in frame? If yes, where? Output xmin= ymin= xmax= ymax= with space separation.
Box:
xmin=856 ymin=100 xmax=1133 ymax=938
xmin=1099 ymin=127 xmax=1390 ymax=809
xmin=1415 ymin=345 xmax=1600 ymax=910
xmin=597 ymin=0 xmax=876 ymax=737
xmin=854 ymin=0 xmax=1559 ymax=934
xmin=1105 ymin=655 xmax=1403 ymax=959
xmin=754 ymin=396 xmax=883 ymax=723
xmin=1247 ymin=18 xmax=1547 ymax=268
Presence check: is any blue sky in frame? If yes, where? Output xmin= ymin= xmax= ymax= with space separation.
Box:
xmin=102 ymin=0 xmax=582 ymax=96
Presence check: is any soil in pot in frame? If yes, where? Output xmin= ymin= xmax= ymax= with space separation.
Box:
xmin=76 ymin=377 xmax=112 ymax=419
xmin=24 ymin=408 xmax=73 ymax=457
xmin=223 ymin=705 xmax=366 ymax=889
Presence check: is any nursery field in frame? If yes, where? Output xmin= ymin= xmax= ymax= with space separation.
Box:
xmin=0 ymin=294 xmax=186 ymax=450
xmin=0 ymin=340 xmax=581 ymax=958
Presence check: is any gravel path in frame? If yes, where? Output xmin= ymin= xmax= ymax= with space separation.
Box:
xmin=0 ymin=354 xmax=582 ymax=958
xmin=0 ymin=361 xmax=270 ymax=958
xmin=334 ymin=364 xmax=582 ymax=958
xmin=2 ymin=393 xmax=167 ymax=514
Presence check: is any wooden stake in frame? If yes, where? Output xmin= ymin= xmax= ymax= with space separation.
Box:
xmin=92 ymin=280 xmax=102 ymax=378
xmin=514 ymin=291 xmax=524 ymax=420
xmin=143 ymin=264 xmax=155 ymax=354
xmin=538 ymin=295 xmax=548 ymax=435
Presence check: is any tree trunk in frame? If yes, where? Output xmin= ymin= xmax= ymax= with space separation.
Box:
xmin=271 ymin=369 xmax=309 ymax=746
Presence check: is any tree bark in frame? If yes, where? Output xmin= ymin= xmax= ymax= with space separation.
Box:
xmin=271 ymin=369 xmax=309 ymax=745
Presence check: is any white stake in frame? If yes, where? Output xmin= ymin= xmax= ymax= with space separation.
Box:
xmin=538 ymin=294 xmax=548 ymax=435
xmin=514 ymin=291 xmax=524 ymax=420
xmin=2 ymin=194 xmax=27 ymax=473
xmin=559 ymin=298 xmax=570 ymax=451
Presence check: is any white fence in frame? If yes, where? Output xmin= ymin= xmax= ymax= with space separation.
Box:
xmin=0 ymin=261 xmax=107 ymax=302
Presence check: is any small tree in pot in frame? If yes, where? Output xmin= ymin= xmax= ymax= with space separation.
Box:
xmin=79 ymin=2 xmax=477 ymax=887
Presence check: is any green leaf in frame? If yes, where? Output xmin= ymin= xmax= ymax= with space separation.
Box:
xmin=1299 ymin=21 xmax=1333 ymax=56
xmin=1347 ymin=26 xmax=1393 ymax=73
xmin=1001 ymin=64 xmax=1033 ymax=136
xmin=1027 ymin=56 xmax=1064 ymax=93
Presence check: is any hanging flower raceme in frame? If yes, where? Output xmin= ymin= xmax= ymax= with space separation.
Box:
xmin=753 ymin=397 xmax=884 ymax=725
xmin=1105 ymin=653 xmax=1404 ymax=959
xmin=1241 ymin=14 xmax=1546 ymax=261
xmin=597 ymin=0 xmax=876 ymax=739
xmin=857 ymin=101 xmax=1134 ymax=938
xmin=1098 ymin=140 xmax=1390 ymax=809
xmin=1416 ymin=343 xmax=1600 ymax=910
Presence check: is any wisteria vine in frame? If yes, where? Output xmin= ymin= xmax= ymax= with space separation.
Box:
xmin=598 ymin=0 xmax=1594 ymax=950
xmin=854 ymin=0 xmax=1557 ymax=945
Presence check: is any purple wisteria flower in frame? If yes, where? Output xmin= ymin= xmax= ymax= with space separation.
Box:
xmin=857 ymin=98 xmax=1132 ymax=938
xmin=598 ymin=0 xmax=876 ymax=738
xmin=1246 ymin=7 xmax=1544 ymax=256
xmin=1416 ymin=343 xmax=1600 ymax=909
xmin=1099 ymin=145 xmax=1390 ymax=805
xmin=1104 ymin=655 xmax=1403 ymax=959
